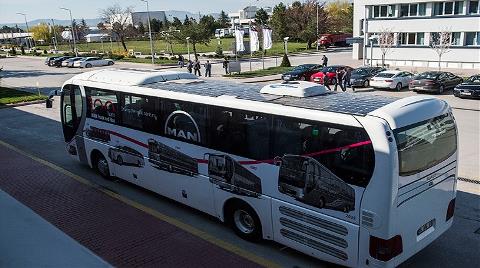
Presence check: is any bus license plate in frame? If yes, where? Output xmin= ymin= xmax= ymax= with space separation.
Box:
xmin=417 ymin=219 xmax=435 ymax=236
xmin=461 ymin=92 xmax=472 ymax=95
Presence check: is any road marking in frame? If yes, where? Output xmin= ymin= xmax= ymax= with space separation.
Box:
xmin=0 ymin=139 xmax=280 ymax=268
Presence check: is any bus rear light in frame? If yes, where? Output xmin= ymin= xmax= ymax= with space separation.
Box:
xmin=446 ymin=198 xmax=456 ymax=221
xmin=369 ymin=235 xmax=403 ymax=262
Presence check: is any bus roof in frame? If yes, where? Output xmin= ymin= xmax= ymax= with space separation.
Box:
xmin=68 ymin=69 xmax=445 ymax=119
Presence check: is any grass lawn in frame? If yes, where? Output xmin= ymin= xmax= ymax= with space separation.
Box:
xmin=224 ymin=66 xmax=293 ymax=78
xmin=36 ymin=38 xmax=315 ymax=56
xmin=118 ymin=57 xmax=177 ymax=64
xmin=0 ymin=87 xmax=46 ymax=106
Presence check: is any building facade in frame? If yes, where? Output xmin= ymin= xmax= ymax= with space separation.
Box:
xmin=352 ymin=0 xmax=480 ymax=70
xmin=228 ymin=6 xmax=272 ymax=30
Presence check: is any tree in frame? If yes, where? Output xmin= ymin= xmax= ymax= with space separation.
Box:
xmin=270 ymin=3 xmax=288 ymax=41
xmin=172 ymin=17 xmax=182 ymax=27
xmin=30 ymin=23 xmax=52 ymax=42
xmin=217 ymin=10 xmax=229 ymax=28
xmin=183 ymin=15 xmax=191 ymax=26
xmin=325 ymin=0 xmax=353 ymax=33
xmin=430 ymin=30 xmax=452 ymax=71
xmin=100 ymin=4 xmax=134 ymax=51
xmin=199 ymin=15 xmax=217 ymax=35
xmin=137 ymin=22 xmax=146 ymax=35
xmin=172 ymin=21 xmax=212 ymax=60
xmin=378 ymin=28 xmax=397 ymax=67
xmin=287 ymin=0 xmax=326 ymax=49
xmin=150 ymin=18 xmax=162 ymax=33
xmin=255 ymin=8 xmax=269 ymax=26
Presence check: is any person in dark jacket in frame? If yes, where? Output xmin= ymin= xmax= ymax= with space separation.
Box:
xmin=222 ymin=58 xmax=229 ymax=74
xmin=193 ymin=59 xmax=201 ymax=76
xmin=322 ymin=55 xmax=328 ymax=67
xmin=186 ymin=60 xmax=193 ymax=73
xmin=204 ymin=60 xmax=212 ymax=77
xmin=343 ymin=67 xmax=352 ymax=90
xmin=334 ymin=68 xmax=346 ymax=92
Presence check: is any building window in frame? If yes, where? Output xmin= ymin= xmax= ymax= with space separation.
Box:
xmin=469 ymin=1 xmax=479 ymax=14
xmin=400 ymin=3 xmax=427 ymax=17
xmin=434 ymin=2 xmax=444 ymax=15
xmin=417 ymin=33 xmax=425 ymax=45
xmin=465 ymin=32 xmax=480 ymax=46
xmin=454 ymin=1 xmax=464 ymax=14
xmin=445 ymin=2 xmax=454 ymax=14
xmin=400 ymin=33 xmax=425 ymax=45
xmin=372 ymin=5 xmax=395 ymax=18
xmin=451 ymin=32 xmax=462 ymax=45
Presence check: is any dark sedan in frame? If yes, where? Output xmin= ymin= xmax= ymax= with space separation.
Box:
xmin=453 ymin=75 xmax=480 ymax=99
xmin=49 ymin=56 xmax=73 ymax=67
xmin=349 ymin=66 xmax=386 ymax=88
xmin=45 ymin=56 xmax=58 ymax=66
xmin=281 ymin=64 xmax=323 ymax=81
xmin=409 ymin=71 xmax=463 ymax=94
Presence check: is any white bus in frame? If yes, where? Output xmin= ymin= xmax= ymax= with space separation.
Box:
xmin=53 ymin=69 xmax=458 ymax=267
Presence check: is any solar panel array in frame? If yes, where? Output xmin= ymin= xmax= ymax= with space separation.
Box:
xmin=144 ymin=80 xmax=397 ymax=116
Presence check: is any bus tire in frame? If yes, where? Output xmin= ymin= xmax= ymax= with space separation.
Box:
xmin=318 ymin=197 xmax=326 ymax=209
xmin=91 ymin=150 xmax=111 ymax=179
xmin=225 ymin=200 xmax=262 ymax=242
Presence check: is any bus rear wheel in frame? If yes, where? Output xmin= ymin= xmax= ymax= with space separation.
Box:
xmin=227 ymin=201 xmax=262 ymax=242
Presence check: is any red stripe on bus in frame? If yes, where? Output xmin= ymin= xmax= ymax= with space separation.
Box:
xmin=105 ymin=130 xmax=371 ymax=166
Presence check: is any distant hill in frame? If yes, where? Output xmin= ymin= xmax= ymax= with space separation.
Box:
xmin=0 ymin=10 xmax=221 ymax=29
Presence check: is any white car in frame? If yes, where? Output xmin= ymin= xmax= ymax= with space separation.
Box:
xmin=73 ymin=57 xmax=114 ymax=68
xmin=61 ymin=57 xmax=84 ymax=67
xmin=370 ymin=70 xmax=414 ymax=91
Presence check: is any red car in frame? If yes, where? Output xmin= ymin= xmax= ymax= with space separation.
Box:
xmin=310 ymin=65 xmax=353 ymax=84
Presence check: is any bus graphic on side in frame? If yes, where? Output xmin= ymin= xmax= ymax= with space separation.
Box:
xmin=277 ymin=155 xmax=355 ymax=213
xmin=147 ymin=139 xmax=199 ymax=176
xmin=108 ymin=146 xmax=145 ymax=167
xmin=84 ymin=126 xmax=111 ymax=143
xmin=207 ymin=154 xmax=262 ymax=197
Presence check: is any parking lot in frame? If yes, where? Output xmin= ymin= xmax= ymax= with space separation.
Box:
xmin=0 ymin=54 xmax=479 ymax=267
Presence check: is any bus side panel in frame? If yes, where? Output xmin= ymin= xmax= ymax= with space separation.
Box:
xmin=213 ymin=189 xmax=274 ymax=241
xmin=271 ymin=199 xmax=358 ymax=267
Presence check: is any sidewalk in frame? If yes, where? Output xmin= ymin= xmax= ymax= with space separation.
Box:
xmin=0 ymin=142 xmax=265 ymax=267
xmin=0 ymin=189 xmax=110 ymax=267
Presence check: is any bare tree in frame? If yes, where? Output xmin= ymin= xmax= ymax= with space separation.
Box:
xmin=378 ymin=28 xmax=397 ymax=68
xmin=100 ymin=4 xmax=133 ymax=52
xmin=430 ymin=30 xmax=452 ymax=70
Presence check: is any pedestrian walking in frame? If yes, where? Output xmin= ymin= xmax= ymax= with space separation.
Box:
xmin=204 ymin=60 xmax=212 ymax=77
xmin=187 ymin=60 xmax=193 ymax=73
xmin=334 ymin=67 xmax=346 ymax=92
xmin=222 ymin=58 xmax=229 ymax=74
xmin=343 ymin=67 xmax=352 ymax=90
xmin=178 ymin=54 xmax=184 ymax=68
xmin=323 ymin=75 xmax=332 ymax=91
xmin=322 ymin=55 xmax=328 ymax=67
xmin=194 ymin=59 xmax=201 ymax=76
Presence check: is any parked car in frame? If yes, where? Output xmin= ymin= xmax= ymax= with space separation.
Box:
xmin=281 ymin=64 xmax=323 ymax=81
xmin=410 ymin=71 xmax=463 ymax=94
xmin=45 ymin=56 xmax=58 ymax=66
xmin=453 ymin=75 xmax=480 ymax=99
xmin=310 ymin=65 xmax=353 ymax=84
xmin=61 ymin=57 xmax=85 ymax=67
xmin=73 ymin=57 xmax=115 ymax=68
xmin=370 ymin=70 xmax=414 ymax=91
xmin=50 ymin=56 xmax=73 ymax=67
xmin=349 ymin=66 xmax=386 ymax=88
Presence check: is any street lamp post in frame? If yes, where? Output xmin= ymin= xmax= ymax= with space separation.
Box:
xmin=16 ymin=13 xmax=31 ymax=49
xmin=186 ymin=37 xmax=191 ymax=61
xmin=316 ymin=3 xmax=319 ymax=51
xmin=60 ymin=7 xmax=78 ymax=56
xmin=140 ymin=0 xmax=155 ymax=65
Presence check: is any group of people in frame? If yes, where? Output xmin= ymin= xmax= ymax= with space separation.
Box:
xmin=321 ymin=55 xmax=352 ymax=92
xmin=180 ymin=58 xmax=212 ymax=77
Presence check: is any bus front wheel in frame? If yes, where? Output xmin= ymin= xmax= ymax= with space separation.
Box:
xmin=92 ymin=150 xmax=111 ymax=179
xmin=226 ymin=201 xmax=262 ymax=242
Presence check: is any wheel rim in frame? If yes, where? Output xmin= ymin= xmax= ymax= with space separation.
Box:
xmin=117 ymin=156 xmax=123 ymax=165
xmin=234 ymin=210 xmax=255 ymax=234
xmin=97 ymin=158 xmax=109 ymax=177
xmin=397 ymin=83 xmax=401 ymax=91
xmin=363 ymin=80 xmax=369 ymax=87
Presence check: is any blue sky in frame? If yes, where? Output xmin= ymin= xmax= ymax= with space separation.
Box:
xmin=0 ymin=0 xmax=288 ymax=24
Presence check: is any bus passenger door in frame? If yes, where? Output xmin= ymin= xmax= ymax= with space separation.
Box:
xmin=61 ymin=84 xmax=87 ymax=163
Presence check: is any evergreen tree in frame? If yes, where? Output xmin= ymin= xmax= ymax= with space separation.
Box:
xmin=172 ymin=17 xmax=182 ymax=27
xmin=217 ymin=10 xmax=229 ymax=28
xmin=270 ymin=3 xmax=288 ymax=41
xmin=255 ymin=8 xmax=269 ymax=26
xmin=137 ymin=22 xmax=146 ymax=35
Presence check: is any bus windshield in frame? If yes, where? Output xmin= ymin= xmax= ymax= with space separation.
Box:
xmin=394 ymin=113 xmax=457 ymax=176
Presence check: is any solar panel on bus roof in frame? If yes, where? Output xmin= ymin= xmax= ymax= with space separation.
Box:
xmin=143 ymin=80 xmax=397 ymax=116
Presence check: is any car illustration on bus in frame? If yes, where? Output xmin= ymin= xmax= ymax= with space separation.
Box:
xmin=84 ymin=126 xmax=111 ymax=143
xmin=108 ymin=146 xmax=145 ymax=167
xmin=207 ymin=154 xmax=262 ymax=197
xmin=277 ymin=154 xmax=355 ymax=213
xmin=147 ymin=138 xmax=198 ymax=176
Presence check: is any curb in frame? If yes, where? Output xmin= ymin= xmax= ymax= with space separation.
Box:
xmin=0 ymin=99 xmax=46 ymax=109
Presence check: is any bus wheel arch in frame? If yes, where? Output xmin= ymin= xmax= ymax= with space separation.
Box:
xmin=223 ymin=198 xmax=262 ymax=242
xmin=90 ymin=149 xmax=111 ymax=179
